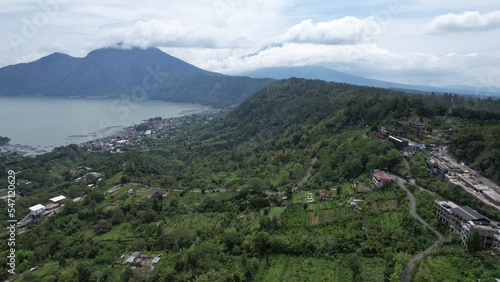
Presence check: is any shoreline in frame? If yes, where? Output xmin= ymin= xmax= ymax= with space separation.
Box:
xmin=0 ymin=107 xmax=223 ymax=157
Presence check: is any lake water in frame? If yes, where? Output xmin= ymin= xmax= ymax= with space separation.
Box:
xmin=0 ymin=97 xmax=207 ymax=155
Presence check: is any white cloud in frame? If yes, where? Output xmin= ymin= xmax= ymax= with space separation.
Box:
xmin=2 ymin=1 xmax=500 ymax=89
xmin=424 ymin=10 xmax=500 ymax=33
xmin=99 ymin=19 xmax=220 ymax=49
xmin=283 ymin=17 xmax=380 ymax=44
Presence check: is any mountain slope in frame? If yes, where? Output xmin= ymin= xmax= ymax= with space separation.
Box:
xmin=0 ymin=47 xmax=273 ymax=106
xmin=241 ymin=66 xmax=500 ymax=96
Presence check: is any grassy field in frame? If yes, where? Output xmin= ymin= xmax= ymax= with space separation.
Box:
xmin=254 ymin=255 xmax=386 ymax=282
xmin=412 ymin=245 xmax=500 ymax=281
xmin=268 ymin=206 xmax=286 ymax=218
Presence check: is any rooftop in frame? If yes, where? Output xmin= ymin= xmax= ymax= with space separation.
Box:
xmin=450 ymin=206 xmax=486 ymax=222
xmin=373 ymin=171 xmax=392 ymax=181
xmin=389 ymin=135 xmax=404 ymax=143
xmin=49 ymin=195 xmax=66 ymax=202
xmin=29 ymin=204 xmax=45 ymax=211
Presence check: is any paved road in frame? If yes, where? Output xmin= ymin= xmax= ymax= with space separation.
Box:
xmin=293 ymin=157 xmax=317 ymax=191
xmin=441 ymin=146 xmax=500 ymax=191
xmin=393 ymin=176 xmax=443 ymax=282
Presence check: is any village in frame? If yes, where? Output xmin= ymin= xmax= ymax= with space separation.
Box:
xmin=80 ymin=108 xmax=225 ymax=154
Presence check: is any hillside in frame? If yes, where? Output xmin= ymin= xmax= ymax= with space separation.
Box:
xmin=0 ymin=47 xmax=273 ymax=107
xmin=1 ymin=79 xmax=500 ymax=281
xmin=241 ymin=66 xmax=500 ymax=96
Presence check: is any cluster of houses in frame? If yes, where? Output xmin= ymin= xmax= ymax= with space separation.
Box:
xmin=20 ymin=195 xmax=67 ymax=227
xmin=27 ymin=195 xmax=66 ymax=218
xmin=117 ymin=252 xmax=162 ymax=270
xmin=80 ymin=109 xmax=224 ymax=154
xmin=371 ymin=118 xmax=430 ymax=158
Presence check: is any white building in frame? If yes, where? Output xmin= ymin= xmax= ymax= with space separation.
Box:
xmin=435 ymin=200 xmax=500 ymax=250
xmin=29 ymin=204 xmax=45 ymax=217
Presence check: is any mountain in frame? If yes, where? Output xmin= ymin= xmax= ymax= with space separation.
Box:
xmin=0 ymin=47 xmax=274 ymax=107
xmin=240 ymin=66 xmax=500 ymax=96
xmin=3 ymin=79 xmax=500 ymax=281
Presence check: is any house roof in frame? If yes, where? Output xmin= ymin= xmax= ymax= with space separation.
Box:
xmin=389 ymin=135 xmax=406 ymax=143
xmin=451 ymin=206 xmax=486 ymax=222
xmin=126 ymin=256 xmax=135 ymax=263
xmin=409 ymin=118 xmax=425 ymax=126
xmin=384 ymin=125 xmax=400 ymax=132
xmin=403 ymin=146 xmax=415 ymax=153
xmin=370 ymin=131 xmax=385 ymax=140
xmin=29 ymin=204 xmax=45 ymax=211
xmin=357 ymin=187 xmax=372 ymax=193
xmin=373 ymin=171 xmax=392 ymax=181
xmin=320 ymin=188 xmax=331 ymax=197
xmin=147 ymin=189 xmax=166 ymax=197
xmin=49 ymin=195 xmax=66 ymax=202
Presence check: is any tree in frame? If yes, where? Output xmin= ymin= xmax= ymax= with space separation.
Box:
xmin=75 ymin=262 xmax=92 ymax=282
xmin=466 ymin=229 xmax=482 ymax=253
xmin=94 ymin=219 xmax=112 ymax=234
xmin=120 ymin=175 xmax=131 ymax=184
xmin=111 ymin=208 xmax=125 ymax=225
xmin=249 ymin=177 xmax=266 ymax=191
xmin=121 ymin=267 xmax=133 ymax=282
xmin=346 ymin=251 xmax=362 ymax=281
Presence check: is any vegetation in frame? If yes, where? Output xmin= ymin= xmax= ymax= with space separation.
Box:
xmin=0 ymin=135 xmax=10 ymax=146
xmin=1 ymin=79 xmax=500 ymax=281
xmin=448 ymin=123 xmax=500 ymax=183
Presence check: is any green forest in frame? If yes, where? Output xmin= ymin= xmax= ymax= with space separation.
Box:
xmin=1 ymin=79 xmax=500 ymax=281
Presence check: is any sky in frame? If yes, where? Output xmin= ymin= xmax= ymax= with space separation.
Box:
xmin=1 ymin=0 xmax=500 ymax=92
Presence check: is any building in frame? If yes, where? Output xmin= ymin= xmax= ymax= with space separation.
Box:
xmin=409 ymin=142 xmax=426 ymax=151
xmin=152 ymin=257 xmax=161 ymax=265
xmin=357 ymin=187 xmax=372 ymax=193
xmin=49 ymin=195 xmax=66 ymax=205
xmin=389 ymin=136 xmax=409 ymax=150
xmin=29 ymin=204 xmax=45 ymax=217
xmin=147 ymin=189 xmax=167 ymax=198
xmin=320 ymin=189 xmax=331 ymax=200
xmin=372 ymin=171 xmax=392 ymax=188
xmin=403 ymin=146 xmax=416 ymax=158
xmin=426 ymin=153 xmax=462 ymax=181
xmin=126 ymin=251 xmax=141 ymax=264
xmin=409 ymin=118 xmax=426 ymax=130
xmin=382 ymin=125 xmax=402 ymax=134
xmin=370 ymin=131 xmax=386 ymax=141
xmin=435 ymin=200 xmax=500 ymax=250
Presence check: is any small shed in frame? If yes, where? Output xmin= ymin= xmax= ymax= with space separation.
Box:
xmin=126 ymin=251 xmax=141 ymax=264
xmin=357 ymin=187 xmax=372 ymax=193
xmin=49 ymin=195 xmax=66 ymax=204
xmin=29 ymin=204 xmax=46 ymax=216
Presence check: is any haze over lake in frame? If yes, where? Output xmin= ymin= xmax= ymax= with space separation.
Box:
xmin=0 ymin=97 xmax=206 ymax=154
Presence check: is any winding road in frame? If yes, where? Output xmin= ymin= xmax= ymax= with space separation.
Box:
xmin=392 ymin=176 xmax=443 ymax=282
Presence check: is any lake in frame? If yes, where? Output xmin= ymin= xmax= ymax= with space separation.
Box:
xmin=0 ymin=97 xmax=207 ymax=155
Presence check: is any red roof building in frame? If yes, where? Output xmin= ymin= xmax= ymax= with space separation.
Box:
xmin=320 ymin=188 xmax=332 ymax=200
xmin=372 ymin=171 xmax=393 ymax=188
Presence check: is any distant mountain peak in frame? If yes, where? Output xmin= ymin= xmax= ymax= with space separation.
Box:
xmin=0 ymin=47 xmax=274 ymax=106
